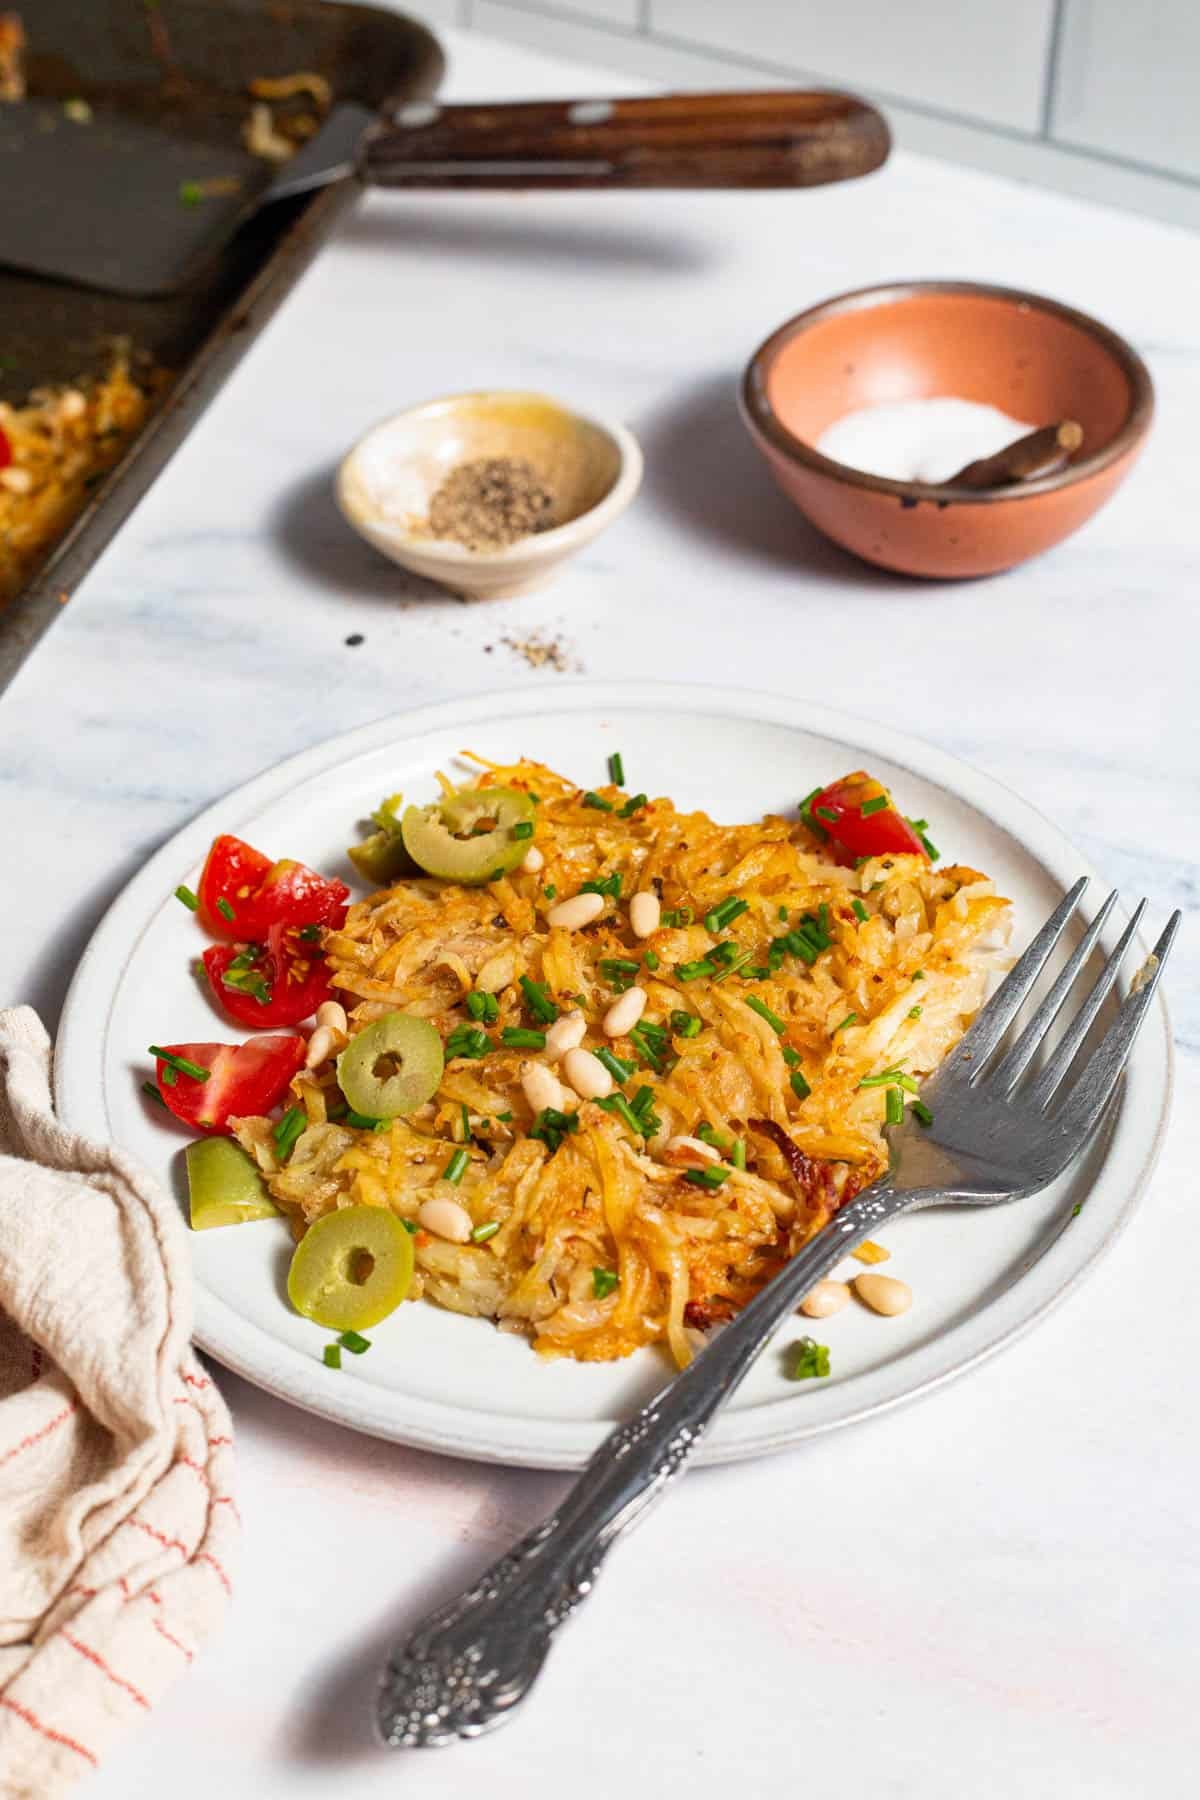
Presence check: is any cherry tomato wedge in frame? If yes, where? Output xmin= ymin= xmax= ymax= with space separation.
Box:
xmin=153 ymin=1035 xmax=305 ymax=1135
xmin=198 ymin=834 xmax=349 ymax=941
xmin=202 ymin=922 xmax=335 ymax=1029
xmin=805 ymin=772 xmax=928 ymax=866
xmin=0 ymin=426 xmax=11 ymax=472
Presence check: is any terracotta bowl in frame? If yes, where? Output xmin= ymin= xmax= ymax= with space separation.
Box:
xmin=740 ymin=281 xmax=1154 ymax=578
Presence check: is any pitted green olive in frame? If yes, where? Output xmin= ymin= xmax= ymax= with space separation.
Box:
xmin=400 ymin=787 xmax=535 ymax=884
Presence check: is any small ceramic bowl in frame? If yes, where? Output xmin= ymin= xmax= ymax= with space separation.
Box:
xmin=740 ymin=281 xmax=1154 ymax=578
xmin=337 ymin=390 xmax=643 ymax=599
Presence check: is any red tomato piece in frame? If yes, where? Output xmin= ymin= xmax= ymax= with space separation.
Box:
xmin=198 ymin=834 xmax=349 ymax=940
xmin=153 ymin=1035 xmax=305 ymax=1135
xmin=805 ymin=772 xmax=928 ymax=865
xmin=0 ymin=426 xmax=11 ymax=472
xmin=202 ymin=921 xmax=334 ymax=1029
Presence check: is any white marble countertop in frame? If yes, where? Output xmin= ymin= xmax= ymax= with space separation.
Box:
xmin=2 ymin=28 xmax=1198 ymax=1799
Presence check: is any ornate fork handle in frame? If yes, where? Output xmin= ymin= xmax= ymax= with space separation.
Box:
xmin=377 ymin=1179 xmax=915 ymax=1748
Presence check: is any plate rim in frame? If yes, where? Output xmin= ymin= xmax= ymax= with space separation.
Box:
xmin=55 ymin=680 xmax=1174 ymax=1468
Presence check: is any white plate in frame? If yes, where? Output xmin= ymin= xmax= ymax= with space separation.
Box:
xmin=56 ymin=683 xmax=1172 ymax=1469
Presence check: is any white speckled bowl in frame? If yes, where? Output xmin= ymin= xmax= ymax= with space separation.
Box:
xmin=336 ymin=390 xmax=643 ymax=600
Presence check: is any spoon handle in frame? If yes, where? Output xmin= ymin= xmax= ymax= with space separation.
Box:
xmin=375 ymin=1180 xmax=911 ymax=1749
xmin=359 ymin=90 xmax=890 ymax=191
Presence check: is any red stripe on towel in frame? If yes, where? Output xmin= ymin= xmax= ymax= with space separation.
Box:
xmin=0 ymin=1696 xmax=98 ymax=1767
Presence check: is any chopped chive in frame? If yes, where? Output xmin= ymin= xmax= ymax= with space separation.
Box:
xmin=148 ymin=1046 xmax=210 ymax=1082
xmin=497 ymin=1111 xmax=513 ymax=1122
xmin=671 ymin=1010 xmax=702 ymax=1038
xmin=619 ymin=793 xmax=647 ymax=819
xmin=445 ymin=1025 xmax=493 ymax=1060
xmin=323 ymin=1344 xmax=342 ymax=1370
xmin=819 ymin=903 xmax=830 ymax=934
xmin=161 ymin=1066 xmax=177 ymax=1087
xmin=141 ymin=1080 xmax=167 ymax=1106
xmin=608 ymin=752 xmax=625 ymax=786
xmin=831 ymin=1012 xmax=857 ymax=1035
xmin=856 ymin=1067 xmax=903 ymax=1089
xmin=814 ymin=806 xmax=839 ymax=824
xmin=460 ymin=1102 xmax=472 ymax=1142
xmin=543 ymin=884 xmax=557 ymax=900
xmin=798 ymin=786 xmax=826 ymax=837
xmin=443 ymin=1148 xmax=469 ymax=1185
xmin=885 ymin=1086 xmax=904 ymax=1125
xmin=643 ymin=948 xmax=660 ymax=971
xmin=630 ymin=1086 xmax=656 ymax=1119
xmin=676 ymin=958 xmax=716 ymax=982
xmin=595 ymin=1046 xmax=635 ymax=1082
xmin=175 ymin=884 xmax=199 ymax=911
xmin=600 ymin=957 xmax=640 ymax=977
xmin=472 ymin=1220 xmax=500 ymax=1243
xmin=466 ymin=991 xmax=487 ymax=1020
xmin=790 ymin=1070 xmax=812 ymax=1100
xmin=788 ymin=1337 xmax=830 ymax=1381
xmin=745 ymin=995 xmax=786 ymax=1034
xmin=860 ymin=794 xmax=889 ymax=817
xmin=912 ymin=970 xmax=925 ymax=981
xmin=344 ymin=1109 xmax=383 ymax=1131
xmin=911 ymin=1100 xmax=933 ymax=1127
xmin=530 ymin=1107 xmax=579 ymax=1153
xmin=707 ymin=941 xmax=740 ymax=968
xmin=582 ymin=872 xmax=622 ymax=899
xmin=853 ymin=855 xmax=871 ymax=871
xmin=696 ymin=1122 xmax=731 ymax=1152
xmin=778 ymin=905 xmax=789 ymax=921
xmin=512 ymin=821 xmax=534 ymax=840
xmin=895 ymin=1073 xmax=920 ymax=1093
xmin=918 ymin=833 xmax=940 ymax=862
xmin=704 ymin=896 xmax=749 ymax=934
xmin=597 ymin=1093 xmax=645 ymax=1136
xmin=519 ymin=976 xmax=559 ymax=1025
xmin=908 ymin=818 xmax=928 ymax=831
xmin=592 ymin=1267 xmax=618 ymax=1299
xmin=501 ymin=1027 xmax=547 ymax=1050
xmin=299 ymin=924 xmax=321 ymax=942
xmin=273 ymin=1106 xmax=306 ymax=1162
xmin=400 ymin=1218 xmax=418 ymax=1234
xmin=908 ymin=1004 xmax=923 ymax=1020
xmin=782 ymin=1045 xmax=801 ymax=1067
xmin=214 ymin=898 xmax=236 ymax=922
xmin=852 ymin=899 xmax=869 ymax=922
xmin=732 ymin=1139 xmax=747 ymax=1170
xmin=630 ymin=1025 xmax=667 ymax=1072
xmin=339 ymin=1330 xmax=371 ymax=1355
xmin=685 ymin=1166 xmax=731 ymax=1189
xmin=660 ymin=906 xmax=692 ymax=928
xmin=582 ymin=792 xmax=613 ymax=812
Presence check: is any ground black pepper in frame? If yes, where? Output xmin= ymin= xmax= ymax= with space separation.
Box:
xmin=426 ymin=457 xmax=555 ymax=552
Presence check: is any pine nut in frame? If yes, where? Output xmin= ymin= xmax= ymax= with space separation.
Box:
xmin=521 ymin=844 xmax=545 ymax=873
xmin=418 ymin=1197 xmax=473 ymax=1243
xmin=853 ymin=1273 xmax=912 ymax=1316
xmin=58 ymin=389 xmax=87 ymax=422
xmin=522 ymin=1061 xmax=570 ymax=1115
xmin=547 ymin=891 xmax=605 ymax=930
xmin=603 ymin=985 xmax=646 ymax=1038
xmin=543 ymin=1009 xmax=586 ymax=1061
xmin=629 ymin=891 xmax=661 ymax=939
xmin=304 ymin=1025 xmax=340 ymax=1070
xmin=315 ymin=1000 xmax=348 ymax=1033
xmin=0 ymin=466 xmax=32 ymax=494
xmin=562 ymin=1046 xmax=614 ymax=1100
xmin=662 ymin=1135 xmax=721 ymax=1169
xmin=800 ymin=1279 xmax=850 ymax=1319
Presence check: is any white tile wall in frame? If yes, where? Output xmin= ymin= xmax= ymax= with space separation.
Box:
xmin=651 ymin=0 xmax=1056 ymax=132
xmin=1052 ymin=0 xmax=1200 ymax=181
xmin=367 ymin=0 xmax=1200 ymax=228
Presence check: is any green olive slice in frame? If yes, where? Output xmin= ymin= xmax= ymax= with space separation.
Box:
xmin=400 ymin=786 xmax=535 ymax=884
xmin=186 ymin=1137 xmax=279 ymax=1230
xmin=286 ymin=1204 xmax=414 ymax=1330
xmin=347 ymin=829 xmax=420 ymax=886
xmin=337 ymin=1012 xmax=444 ymax=1118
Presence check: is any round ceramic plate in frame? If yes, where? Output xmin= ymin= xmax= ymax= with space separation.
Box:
xmin=56 ymin=683 xmax=1172 ymax=1469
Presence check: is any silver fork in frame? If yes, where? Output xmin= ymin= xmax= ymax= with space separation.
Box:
xmin=376 ymin=879 xmax=1179 ymax=1749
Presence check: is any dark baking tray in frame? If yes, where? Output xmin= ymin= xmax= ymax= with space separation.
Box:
xmin=0 ymin=0 xmax=442 ymax=690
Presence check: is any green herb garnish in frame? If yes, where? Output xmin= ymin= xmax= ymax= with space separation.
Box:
xmin=512 ymin=821 xmax=534 ymax=840
xmin=273 ymin=1106 xmax=306 ymax=1162
xmin=148 ymin=1046 xmax=210 ymax=1082
xmin=501 ymin=1027 xmax=547 ymax=1050
xmin=215 ymin=898 xmax=236 ymax=922
xmin=790 ymin=1070 xmax=811 ymax=1100
xmin=619 ymin=793 xmax=647 ymax=819
xmin=860 ymin=794 xmax=888 ymax=817
xmin=323 ymin=1344 xmax=342 ymax=1370
xmin=582 ymin=792 xmax=612 ymax=812
xmin=472 ymin=1220 xmax=500 ymax=1243
xmin=788 ymin=1337 xmax=830 ymax=1380
xmin=831 ymin=1012 xmax=858 ymax=1035
xmin=852 ymin=899 xmax=869 ymax=922
xmin=608 ymin=752 xmax=625 ymax=786
xmin=885 ymin=1087 xmax=904 ymax=1125
xmin=519 ymin=976 xmax=559 ymax=1025
xmin=745 ymin=996 xmax=786 ymax=1034
xmin=592 ymin=1267 xmax=619 ymax=1299
xmin=442 ymin=1148 xmax=469 ymax=1185
xmin=594 ymin=1046 xmax=635 ymax=1082
xmin=339 ymin=1330 xmax=370 ymax=1355
xmin=175 ymin=884 xmax=199 ymax=911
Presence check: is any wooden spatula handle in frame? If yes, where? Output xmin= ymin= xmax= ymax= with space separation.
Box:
xmin=359 ymin=90 xmax=890 ymax=190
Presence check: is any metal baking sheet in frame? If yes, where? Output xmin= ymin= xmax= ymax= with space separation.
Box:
xmin=0 ymin=0 xmax=442 ymax=691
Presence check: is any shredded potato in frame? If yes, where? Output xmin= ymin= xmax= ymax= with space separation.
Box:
xmin=0 ymin=355 xmax=161 ymax=604
xmin=234 ymin=759 xmax=1011 ymax=1367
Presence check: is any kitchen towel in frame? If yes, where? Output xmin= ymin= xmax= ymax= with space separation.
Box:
xmin=0 ymin=1006 xmax=236 ymax=1798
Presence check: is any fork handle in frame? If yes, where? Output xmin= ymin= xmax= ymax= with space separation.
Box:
xmin=376 ymin=1179 xmax=912 ymax=1748
xmin=359 ymin=91 xmax=890 ymax=190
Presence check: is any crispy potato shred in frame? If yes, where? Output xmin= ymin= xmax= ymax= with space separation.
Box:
xmin=0 ymin=354 xmax=163 ymax=604
xmin=234 ymin=759 xmax=1011 ymax=1368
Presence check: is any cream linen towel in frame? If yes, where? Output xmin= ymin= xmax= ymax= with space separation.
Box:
xmin=0 ymin=1007 xmax=237 ymax=1797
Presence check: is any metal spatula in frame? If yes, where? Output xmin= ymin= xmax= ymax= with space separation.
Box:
xmin=0 ymin=88 xmax=890 ymax=298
